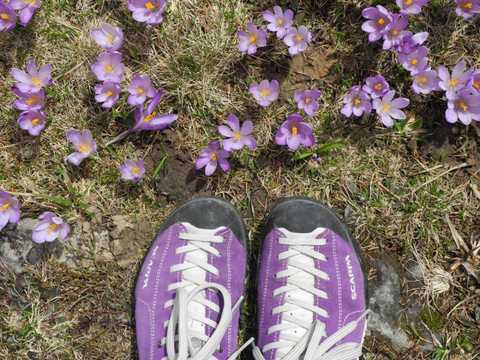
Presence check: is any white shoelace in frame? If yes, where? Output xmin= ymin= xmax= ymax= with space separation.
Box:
xmin=255 ymin=228 xmax=367 ymax=360
xmin=161 ymin=224 xmax=253 ymax=360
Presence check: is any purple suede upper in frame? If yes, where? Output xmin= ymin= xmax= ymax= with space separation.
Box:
xmin=257 ymin=228 xmax=366 ymax=359
xmin=135 ymin=223 xmax=247 ymax=360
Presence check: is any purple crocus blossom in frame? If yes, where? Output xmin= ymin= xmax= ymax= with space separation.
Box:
xmin=32 ymin=212 xmax=70 ymax=244
xmin=363 ymin=75 xmax=390 ymax=99
xmin=91 ymin=51 xmax=125 ymax=83
xmin=65 ymin=129 xmax=97 ymax=166
xmin=283 ymin=26 xmax=312 ymax=56
xmin=361 ymin=6 xmax=393 ymax=42
xmin=95 ymin=81 xmax=121 ymax=109
xmin=119 ymin=159 xmax=146 ymax=182
xmin=382 ymin=14 xmax=409 ymax=50
xmin=341 ymin=85 xmax=372 ymax=118
xmin=373 ymin=90 xmax=410 ymax=127
xmin=398 ymin=46 xmax=429 ymax=75
xmin=394 ymin=31 xmax=428 ymax=54
xmin=0 ymin=191 xmax=21 ymax=231
xmin=412 ymin=69 xmax=439 ymax=94
xmin=396 ymin=0 xmax=429 ymax=15
xmin=249 ymin=79 xmax=279 ymax=107
xmin=91 ymin=23 xmax=124 ymax=51
xmin=445 ymin=89 xmax=480 ymax=125
xmin=9 ymin=0 xmax=41 ymax=26
xmin=237 ymin=22 xmax=267 ymax=55
xmin=128 ymin=0 xmax=166 ymax=25
xmin=262 ymin=6 xmax=294 ymax=39
xmin=294 ymin=89 xmax=321 ymax=117
xmin=218 ymin=114 xmax=256 ymax=151
xmin=438 ymin=60 xmax=473 ymax=100
xmin=0 ymin=2 xmax=16 ymax=32
xmin=12 ymin=87 xmax=45 ymax=111
xmin=455 ymin=0 xmax=480 ymax=19
xmin=127 ymin=74 xmax=156 ymax=106
xmin=10 ymin=60 xmax=52 ymax=93
xmin=195 ymin=141 xmax=230 ymax=176
xmin=275 ymin=113 xmax=316 ymax=151
xmin=17 ymin=110 xmax=46 ymax=136
xmin=469 ymin=71 xmax=480 ymax=94
xmin=132 ymin=90 xmax=178 ymax=132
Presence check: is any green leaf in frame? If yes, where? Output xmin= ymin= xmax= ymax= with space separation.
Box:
xmin=152 ymin=155 xmax=169 ymax=178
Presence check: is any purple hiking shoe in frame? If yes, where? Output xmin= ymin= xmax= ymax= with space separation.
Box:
xmin=135 ymin=197 xmax=250 ymax=360
xmin=255 ymin=198 xmax=368 ymax=360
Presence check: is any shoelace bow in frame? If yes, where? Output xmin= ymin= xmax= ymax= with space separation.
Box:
xmin=162 ymin=225 xmax=253 ymax=360
xmin=253 ymin=229 xmax=368 ymax=360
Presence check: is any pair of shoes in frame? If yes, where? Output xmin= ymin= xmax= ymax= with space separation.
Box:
xmin=135 ymin=197 xmax=368 ymax=360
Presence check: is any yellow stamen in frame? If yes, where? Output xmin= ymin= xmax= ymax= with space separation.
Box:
xmin=48 ymin=223 xmax=59 ymax=234
xmin=353 ymin=97 xmax=362 ymax=106
xmin=249 ymin=34 xmax=257 ymax=44
xmin=383 ymin=103 xmax=391 ymax=112
xmin=457 ymin=100 xmax=468 ymax=112
xmin=259 ymin=88 xmax=270 ymax=97
xmin=410 ymin=58 xmax=418 ymax=66
xmin=373 ymin=83 xmax=383 ymax=91
xmin=417 ymin=76 xmax=428 ymax=85
xmin=390 ymin=28 xmax=399 ymax=36
xmin=31 ymin=76 xmax=42 ymax=87
xmin=104 ymin=64 xmax=113 ymax=73
xmin=0 ymin=12 xmax=9 ymax=20
xmin=1 ymin=203 xmax=10 ymax=211
xmin=79 ymin=144 xmax=90 ymax=153
xmin=276 ymin=18 xmax=284 ymax=26
xmin=132 ymin=166 xmax=141 ymax=175
xmin=145 ymin=1 xmax=156 ymax=10
xmin=144 ymin=111 xmax=157 ymax=122
xmin=26 ymin=96 xmax=39 ymax=105
xmin=210 ymin=153 xmax=217 ymax=161
xmin=31 ymin=118 xmax=40 ymax=125
xmin=304 ymin=97 xmax=312 ymax=104
xmin=405 ymin=0 xmax=413 ymax=5
xmin=106 ymin=33 xmax=115 ymax=44
xmin=463 ymin=1 xmax=473 ymax=9
xmin=294 ymin=34 xmax=304 ymax=43
xmin=291 ymin=126 xmax=298 ymax=136
xmin=136 ymin=87 xmax=145 ymax=95
xmin=473 ymin=81 xmax=480 ymax=90
xmin=233 ymin=132 xmax=241 ymax=140
xmin=106 ymin=90 xmax=114 ymax=97
xmin=449 ymin=78 xmax=458 ymax=88
xmin=377 ymin=17 xmax=385 ymax=26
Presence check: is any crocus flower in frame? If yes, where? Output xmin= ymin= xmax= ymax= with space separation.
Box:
xmin=128 ymin=0 xmax=167 ymax=25
xmin=0 ymin=2 xmax=16 ymax=32
xmin=394 ymin=31 xmax=428 ymax=54
xmin=412 ymin=69 xmax=439 ymax=94
xmin=65 ymin=129 xmax=97 ymax=166
xmin=132 ymin=90 xmax=178 ymax=132
xmin=95 ymin=81 xmax=121 ymax=109
xmin=294 ymin=89 xmax=321 ymax=117
xmin=341 ymin=85 xmax=372 ymax=118
xmin=396 ymin=0 xmax=429 ymax=15
xmin=445 ymin=89 xmax=480 ymax=125
xmin=17 ymin=110 xmax=46 ymax=136
xmin=9 ymin=0 xmax=40 ymax=26
xmin=469 ymin=70 xmax=480 ymax=94
xmin=361 ymin=6 xmax=393 ymax=42
xmin=0 ymin=191 xmax=21 ymax=231
xmin=438 ymin=60 xmax=473 ymax=100
xmin=218 ymin=114 xmax=256 ymax=151
xmin=32 ymin=212 xmax=70 ymax=244
xmin=195 ymin=141 xmax=230 ymax=176
xmin=10 ymin=60 xmax=52 ymax=93
xmin=382 ymin=14 xmax=409 ymax=50
xmin=127 ymin=74 xmax=156 ymax=106
xmin=455 ymin=0 xmax=480 ymax=19
xmin=237 ymin=22 xmax=267 ymax=55
xmin=91 ymin=51 xmax=125 ymax=83
xmin=398 ymin=46 xmax=429 ymax=75
xmin=91 ymin=23 xmax=124 ymax=51
xmin=12 ymin=87 xmax=45 ymax=111
xmin=275 ymin=113 xmax=316 ymax=151
xmin=119 ymin=159 xmax=145 ymax=182
xmin=363 ymin=75 xmax=390 ymax=99
xmin=373 ymin=90 xmax=410 ymax=127
xmin=249 ymin=79 xmax=279 ymax=107
xmin=262 ymin=6 xmax=294 ymax=39
xmin=283 ymin=26 xmax=312 ymax=56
